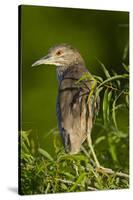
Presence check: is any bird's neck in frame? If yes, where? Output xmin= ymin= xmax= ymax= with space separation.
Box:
xmin=56 ymin=68 xmax=64 ymax=82
xmin=56 ymin=65 xmax=72 ymax=83
xmin=56 ymin=64 xmax=88 ymax=84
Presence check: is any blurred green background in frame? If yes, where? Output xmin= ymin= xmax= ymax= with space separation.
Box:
xmin=20 ymin=5 xmax=129 ymax=158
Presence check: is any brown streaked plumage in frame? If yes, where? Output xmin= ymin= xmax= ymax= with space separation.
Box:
xmin=32 ymin=44 xmax=99 ymax=154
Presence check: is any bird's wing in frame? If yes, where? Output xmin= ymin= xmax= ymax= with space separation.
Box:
xmin=81 ymin=78 xmax=100 ymax=122
xmin=56 ymin=81 xmax=82 ymax=153
xmin=56 ymin=66 xmax=100 ymax=153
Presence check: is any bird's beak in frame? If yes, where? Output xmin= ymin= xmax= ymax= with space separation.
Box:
xmin=32 ymin=54 xmax=55 ymax=67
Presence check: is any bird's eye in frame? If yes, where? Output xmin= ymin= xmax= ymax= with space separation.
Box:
xmin=56 ymin=50 xmax=62 ymax=56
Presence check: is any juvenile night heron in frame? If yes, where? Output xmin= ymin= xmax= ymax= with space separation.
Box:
xmin=32 ymin=44 xmax=101 ymax=168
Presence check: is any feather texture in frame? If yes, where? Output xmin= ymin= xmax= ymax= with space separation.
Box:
xmin=56 ymin=64 xmax=99 ymax=154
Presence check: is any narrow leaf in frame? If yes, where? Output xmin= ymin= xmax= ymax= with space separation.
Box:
xmin=122 ymin=63 xmax=129 ymax=72
xmin=108 ymin=137 xmax=118 ymax=162
xmin=125 ymin=94 xmax=129 ymax=106
xmin=69 ymin=173 xmax=86 ymax=192
xmin=98 ymin=74 xmax=128 ymax=89
xmin=122 ymin=42 xmax=129 ymax=61
xmin=95 ymin=87 xmax=104 ymax=99
xmin=38 ymin=148 xmax=54 ymax=162
xmin=76 ymin=72 xmax=94 ymax=83
xmin=103 ymin=88 xmax=109 ymax=126
xmin=95 ymin=136 xmax=106 ymax=145
xmin=112 ymin=70 xmax=120 ymax=89
xmin=97 ymin=59 xmax=111 ymax=78
xmin=107 ymin=90 xmax=113 ymax=121
xmin=112 ymin=99 xmax=118 ymax=130
xmin=58 ymin=154 xmax=88 ymax=162
xmin=93 ymin=75 xmax=103 ymax=82
xmin=60 ymin=171 xmax=75 ymax=179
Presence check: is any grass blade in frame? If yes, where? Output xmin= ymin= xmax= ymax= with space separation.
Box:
xmin=38 ymin=148 xmax=54 ymax=162
xmin=107 ymin=90 xmax=113 ymax=121
xmin=98 ymin=74 xmax=128 ymax=88
xmin=96 ymin=58 xmax=111 ymax=78
xmin=103 ymin=88 xmax=109 ymax=127
xmin=122 ymin=63 xmax=129 ymax=72
xmin=112 ymin=99 xmax=118 ymax=130
xmin=69 ymin=173 xmax=86 ymax=192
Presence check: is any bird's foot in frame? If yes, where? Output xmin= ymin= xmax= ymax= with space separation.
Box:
xmin=96 ymin=166 xmax=114 ymax=176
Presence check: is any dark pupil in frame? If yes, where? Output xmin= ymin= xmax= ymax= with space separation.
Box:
xmin=56 ymin=50 xmax=61 ymax=55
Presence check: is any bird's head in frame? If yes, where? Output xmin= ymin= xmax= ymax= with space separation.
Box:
xmin=32 ymin=44 xmax=85 ymax=71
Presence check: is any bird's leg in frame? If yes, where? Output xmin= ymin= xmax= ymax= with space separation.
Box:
xmin=87 ymin=134 xmax=100 ymax=168
xmin=87 ymin=134 xmax=113 ymax=175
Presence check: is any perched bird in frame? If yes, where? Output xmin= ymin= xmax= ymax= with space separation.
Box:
xmin=32 ymin=44 xmax=100 ymax=167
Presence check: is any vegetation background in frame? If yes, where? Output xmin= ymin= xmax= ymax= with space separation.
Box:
xmin=19 ymin=5 xmax=129 ymax=195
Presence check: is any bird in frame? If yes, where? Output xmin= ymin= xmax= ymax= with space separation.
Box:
xmin=32 ymin=44 xmax=101 ymax=168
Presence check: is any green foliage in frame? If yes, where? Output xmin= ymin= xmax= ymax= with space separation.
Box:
xmin=20 ymin=127 xmax=129 ymax=195
xmin=20 ymin=61 xmax=129 ymax=195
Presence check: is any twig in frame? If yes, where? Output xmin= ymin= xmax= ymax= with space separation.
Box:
xmin=96 ymin=166 xmax=129 ymax=178
xmin=56 ymin=178 xmax=97 ymax=191
xmin=115 ymin=171 xmax=129 ymax=178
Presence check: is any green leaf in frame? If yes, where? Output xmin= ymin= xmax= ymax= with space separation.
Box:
xmin=112 ymin=70 xmax=120 ymax=89
xmin=98 ymin=74 xmax=128 ymax=89
xmin=125 ymin=94 xmax=129 ymax=106
xmin=43 ymin=127 xmax=58 ymax=139
xmin=76 ymin=72 xmax=94 ymax=84
xmin=97 ymin=59 xmax=111 ymax=78
xmin=122 ymin=63 xmax=129 ymax=72
xmin=95 ymin=87 xmax=104 ymax=100
xmin=108 ymin=137 xmax=118 ymax=162
xmin=88 ymin=78 xmax=97 ymax=100
xmin=103 ymin=88 xmax=109 ymax=126
xmin=58 ymin=154 xmax=88 ymax=162
xmin=45 ymin=182 xmax=50 ymax=194
xmin=107 ymin=90 xmax=113 ymax=121
xmin=93 ymin=75 xmax=103 ymax=82
xmin=53 ymin=134 xmax=62 ymax=153
xmin=114 ymin=104 xmax=126 ymax=110
xmin=61 ymin=183 xmax=68 ymax=190
xmin=69 ymin=173 xmax=86 ymax=192
xmin=95 ymin=136 xmax=106 ymax=146
xmin=112 ymin=90 xmax=126 ymax=130
xmin=59 ymin=171 xmax=75 ymax=179
xmin=21 ymin=131 xmax=30 ymax=147
xmin=38 ymin=148 xmax=54 ymax=162
xmin=21 ymin=153 xmax=33 ymax=162
xmin=116 ymin=130 xmax=128 ymax=138
xmin=21 ymin=142 xmax=30 ymax=154
xmin=122 ymin=42 xmax=129 ymax=61
xmin=112 ymin=98 xmax=118 ymax=130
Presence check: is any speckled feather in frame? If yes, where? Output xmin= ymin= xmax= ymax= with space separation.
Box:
xmin=56 ymin=63 xmax=99 ymax=154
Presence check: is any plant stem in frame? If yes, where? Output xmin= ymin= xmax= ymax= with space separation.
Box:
xmin=55 ymin=178 xmax=97 ymax=191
